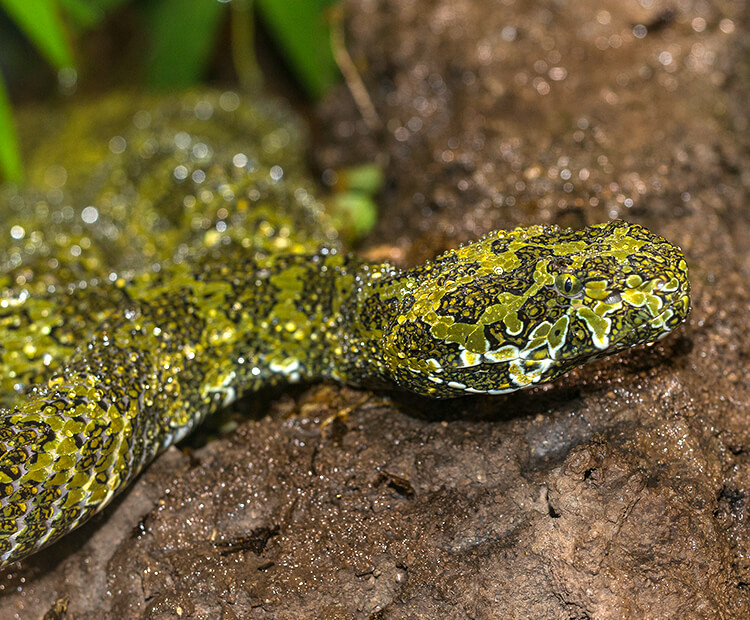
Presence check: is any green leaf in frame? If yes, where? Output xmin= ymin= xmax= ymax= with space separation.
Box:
xmin=0 ymin=76 xmax=23 ymax=183
xmin=256 ymin=0 xmax=339 ymax=99
xmin=337 ymin=163 xmax=384 ymax=196
xmin=83 ymin=0 xmax=131 ymax=11
xmin=329 ymin=192 xmax=378 ymax=240
xmin=57 ymin=0 xmax=132 ymax=30
xmin=57 ymin=0 xmax=105 ymax=28
xmin=144 ymin=0 xmax=228 ymax=89
xmin=1 ymin=0 xmax=75 ymax=69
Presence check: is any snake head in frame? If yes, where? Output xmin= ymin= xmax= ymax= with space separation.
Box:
xmin=371 ymin=220 xmax=690 ymax=398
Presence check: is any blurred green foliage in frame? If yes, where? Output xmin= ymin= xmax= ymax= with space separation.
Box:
xmin=256 ymin=0 xmax=339 ymax=99
xmin=0 ymin=0 xmax=341 ymax=183
xmin=143 ymin=0 xmax=227 ymax=89
xmin=0 ymin=75 xmax=21 ymax=182
xmin=1 ymin=0 xmax=74 ymax=69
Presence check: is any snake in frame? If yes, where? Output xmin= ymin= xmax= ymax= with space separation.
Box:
xmin=0 ymin=91 xmax=690 ymax=567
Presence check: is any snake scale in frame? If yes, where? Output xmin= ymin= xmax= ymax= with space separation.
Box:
xmin=0 ymin=92 xmax=690 ymax=567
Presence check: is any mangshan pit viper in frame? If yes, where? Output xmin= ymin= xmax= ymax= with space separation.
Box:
xmin=0 ymin=92 xmax=690 ymax=566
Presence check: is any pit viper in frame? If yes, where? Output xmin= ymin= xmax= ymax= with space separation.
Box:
xmin=0 ymin=92 xmax=690 ymax=566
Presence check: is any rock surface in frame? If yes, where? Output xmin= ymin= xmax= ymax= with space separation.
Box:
xmin=1 ymin=0 xmax=748 ymax=618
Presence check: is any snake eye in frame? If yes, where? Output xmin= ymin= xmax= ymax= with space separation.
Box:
xmin=554 ymin=273 xmax=583 ymax=298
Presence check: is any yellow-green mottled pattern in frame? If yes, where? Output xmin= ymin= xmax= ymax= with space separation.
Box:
xmin=0 ymin=92 xmax=690 ymax=566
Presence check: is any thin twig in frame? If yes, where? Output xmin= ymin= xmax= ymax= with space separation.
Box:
xmin=231 ymin=0 xmax=264 ymax=93
xmin=329 ymin=6 xmax=382 ymax=132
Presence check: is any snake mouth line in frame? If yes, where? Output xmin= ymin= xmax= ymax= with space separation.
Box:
xmin=614 ymin=291 xmax=689 ymax=348
xmin=423 ymin=291 xmax=688 ymax=395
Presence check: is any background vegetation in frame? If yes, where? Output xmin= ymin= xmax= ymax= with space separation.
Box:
xmin=0 ymin=0 xmax=341 ymax=183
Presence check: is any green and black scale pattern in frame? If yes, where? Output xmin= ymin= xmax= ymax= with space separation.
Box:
xmin=0 ymin=92 xmax=690 ymax=566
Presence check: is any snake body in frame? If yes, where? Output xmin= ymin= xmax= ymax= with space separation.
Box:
xmin=0 ymin=92 xmax=690 ymax=566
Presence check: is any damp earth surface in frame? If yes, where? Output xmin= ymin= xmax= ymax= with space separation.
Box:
xmin=1 ymin=0 xmax=748 ymax=618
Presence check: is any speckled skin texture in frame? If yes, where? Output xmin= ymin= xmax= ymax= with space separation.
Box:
xmin=0 ymin=92 xmax=689 ymax=566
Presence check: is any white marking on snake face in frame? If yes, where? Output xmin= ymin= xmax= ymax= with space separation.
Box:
xmin=426 ymin=358 xmax=443 ymax=371
xmin=546 ymin=316 xmax=569 ymax=360
xmin=482 ymin=345 xmax=520 ymax=364
xmin=457 ymin=350 xmax=482 ymax=368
